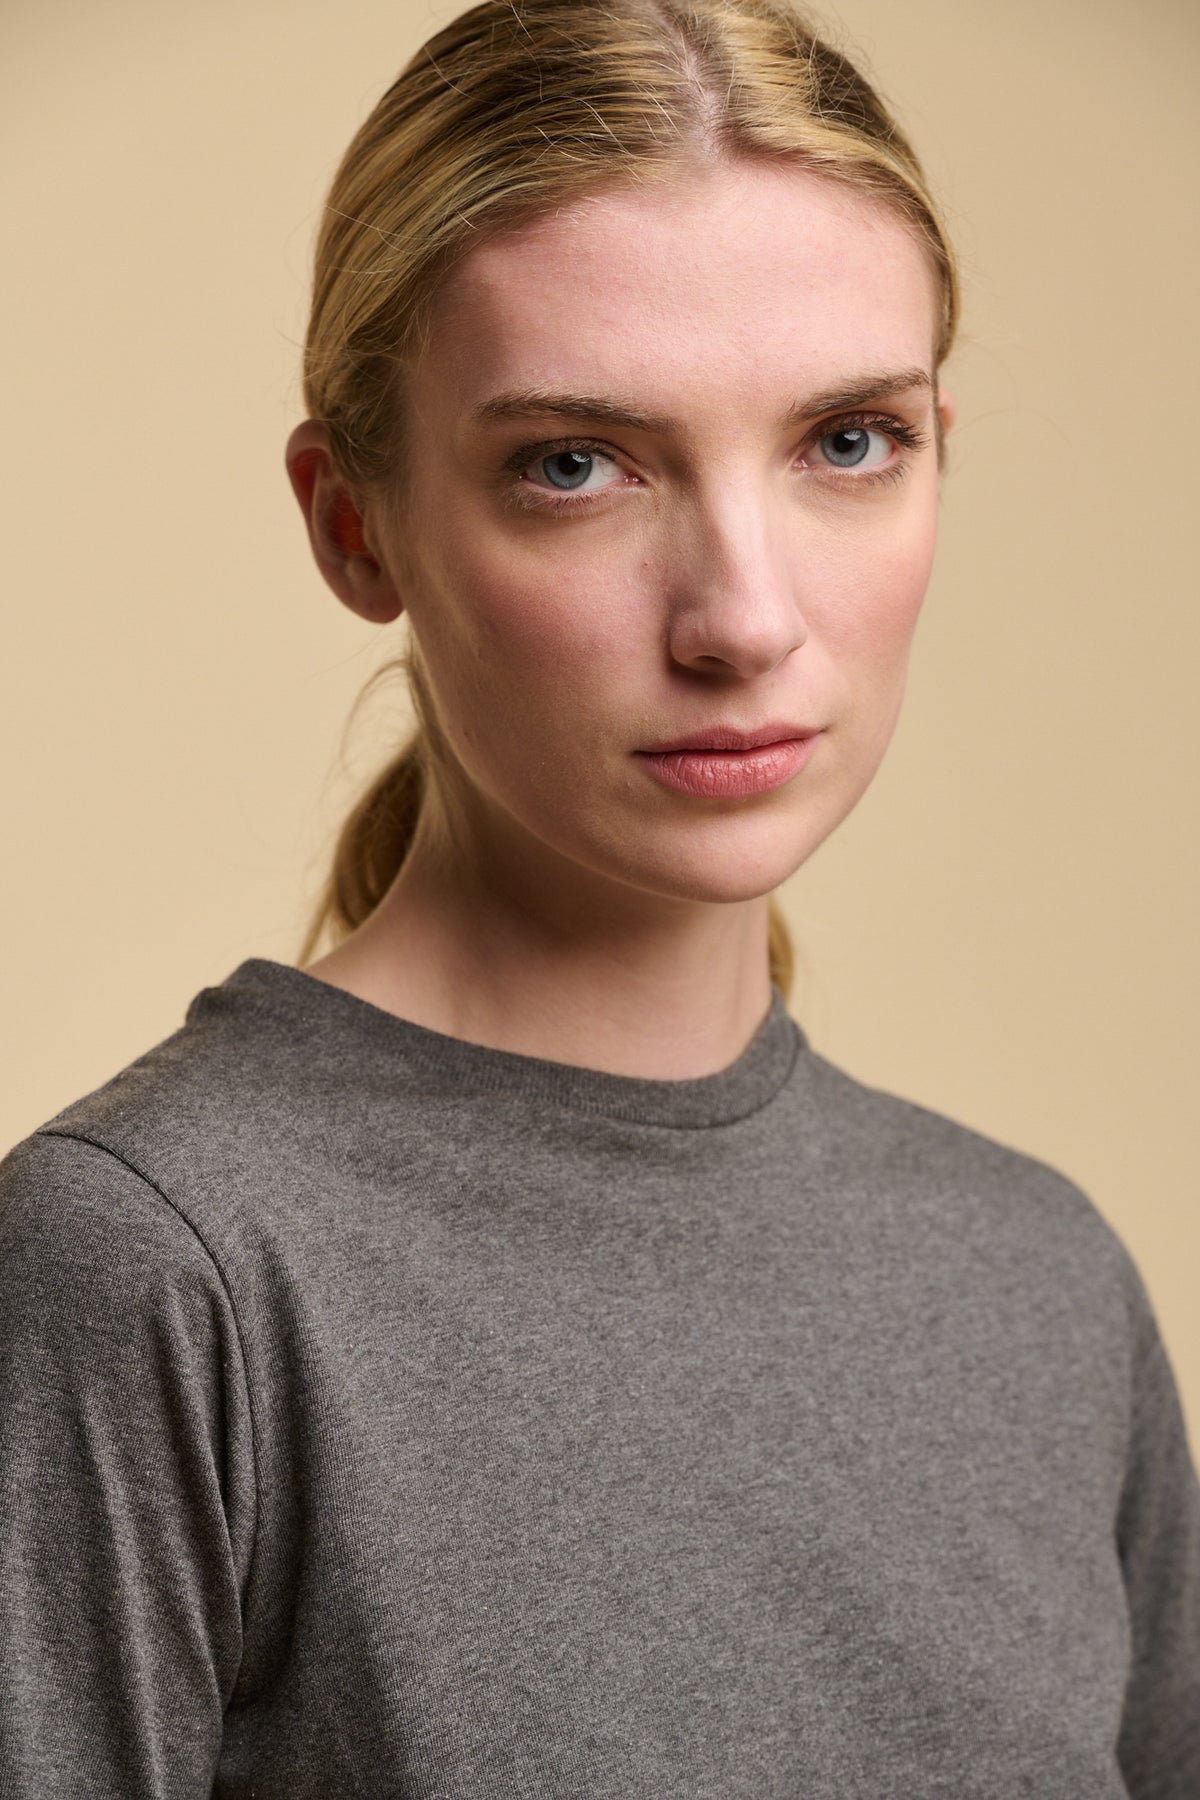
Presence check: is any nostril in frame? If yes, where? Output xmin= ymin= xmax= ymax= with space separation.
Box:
xmin=668 ymin=600 xmax=808 ymax=678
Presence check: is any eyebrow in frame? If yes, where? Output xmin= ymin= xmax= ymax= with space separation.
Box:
xmin=475 ymin=389 xmax=673 ymax=434
xmin=783 ymin=367 xmax=932 ymax=425
xmin=473 ymin=368 xmax=932 ymax=437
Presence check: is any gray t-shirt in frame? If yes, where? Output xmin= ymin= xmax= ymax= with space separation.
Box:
xmin=1 ymin=957 xmax=1197 ymax=1796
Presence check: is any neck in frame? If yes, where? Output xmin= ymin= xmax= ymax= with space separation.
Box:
xmin=304 ymin=831 xmax=777 ymax=1082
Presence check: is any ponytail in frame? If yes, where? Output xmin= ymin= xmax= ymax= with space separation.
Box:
xmin=767 ymin=900 xmax=795 ymax=1002
xmin=297 ymin=735 xmax=423 ymax=972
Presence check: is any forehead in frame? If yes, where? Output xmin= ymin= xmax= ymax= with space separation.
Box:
xmin=424 ymin=160 xmax=939 ymax=420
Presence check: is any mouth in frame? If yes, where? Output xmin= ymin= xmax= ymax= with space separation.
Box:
xmin=634 ymin=726 xmax=823 ymax=800
xmin=638 ymin=722 xmax=821 ymax=754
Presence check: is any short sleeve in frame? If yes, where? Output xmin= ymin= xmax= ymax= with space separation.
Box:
xmin=1115 ymin=1257 xmax=1200 ymax=1798
xmin=0 ymin=1129 xmax=256 ymax=1798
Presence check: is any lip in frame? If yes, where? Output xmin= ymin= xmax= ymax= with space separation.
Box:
xmin=639 ymin=721 xmax=821 ymax=753
xmin=635 ymin=729 xmax=822 ymax=800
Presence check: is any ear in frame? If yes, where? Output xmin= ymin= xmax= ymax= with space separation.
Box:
xmin=936 ymin=384 xmax=956 ymax=435
xmin=285 ymin=420 xmax=403 ymax=624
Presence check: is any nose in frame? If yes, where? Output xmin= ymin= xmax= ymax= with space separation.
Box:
xmin=665 ymin=483 xmax=808 ymax=678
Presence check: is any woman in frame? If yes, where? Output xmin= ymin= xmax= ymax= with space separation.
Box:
xmin=1 ymin=0 xmax=1196 ymax=1792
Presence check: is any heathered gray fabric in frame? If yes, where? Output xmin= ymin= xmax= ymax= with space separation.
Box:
xmin=1 ymin=957 xmax=1197 ymax=1798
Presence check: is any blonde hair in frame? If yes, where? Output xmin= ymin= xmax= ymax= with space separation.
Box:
xmin=296 ymin=0 xmax=960 ymax=993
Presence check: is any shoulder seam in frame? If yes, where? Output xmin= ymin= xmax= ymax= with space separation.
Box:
xmin=34 ymin=1124 xmax=264 ymax=1634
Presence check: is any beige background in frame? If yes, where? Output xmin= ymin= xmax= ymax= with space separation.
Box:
xmin=2 ymin=0 xmax=1197 ymax=1438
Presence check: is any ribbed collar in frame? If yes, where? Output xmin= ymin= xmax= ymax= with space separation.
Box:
xmin=206 ymin=958 xmax=804 ymax=1130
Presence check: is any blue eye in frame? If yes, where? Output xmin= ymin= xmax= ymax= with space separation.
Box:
xmin=821 ymin=427 xmax=870 ymax=466
xmin=811 ymin=425 xmax=892 ymax=471
xmin=541 ymin=450 xmax=595 ymax=489
xmin=522 ymin=446 xmax=623 ymax=497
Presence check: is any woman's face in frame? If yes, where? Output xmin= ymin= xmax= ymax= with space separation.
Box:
xmin=373 ymin=159 xmax=951 ymax=912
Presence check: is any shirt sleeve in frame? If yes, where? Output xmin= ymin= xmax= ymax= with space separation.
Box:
xmin=0 ymin=1129 xmax=255 ymax=1798
xmin=1115 ymin=1255 xmax=1200 ymax=1798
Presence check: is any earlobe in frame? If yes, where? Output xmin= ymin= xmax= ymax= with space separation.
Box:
xmin=284 ymin=420 xmax=404 ymax=624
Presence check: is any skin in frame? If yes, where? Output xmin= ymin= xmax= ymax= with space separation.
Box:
xmin=287 ymin=158 xmax=955 ymax=1078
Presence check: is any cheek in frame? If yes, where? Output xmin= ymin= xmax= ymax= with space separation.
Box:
xmin=806 ymin=498 xmax=938 ymax=673
xmin=406 ymin=517 xmax=639 ymax=748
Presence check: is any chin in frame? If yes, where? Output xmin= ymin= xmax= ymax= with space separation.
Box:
xmin=598 ymin=815 xmax=845 ymax=908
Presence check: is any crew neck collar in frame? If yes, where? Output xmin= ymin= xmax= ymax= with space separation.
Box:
xmin=205 ymin=957 xmax=804 ymax=1130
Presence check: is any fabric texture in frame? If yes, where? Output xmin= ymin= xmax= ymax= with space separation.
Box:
xmin=0 ymin=956 xmax=1197 ymax=1798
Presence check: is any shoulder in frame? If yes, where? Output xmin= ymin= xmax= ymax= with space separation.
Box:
xmin=1 ymin=960 xmax=444 ymax=1305
xmin=10 ymin=965 xmax=323 ymax=1236
xmin=0 ymin=1130 xmax=251 ymax=1532
xmin=804 ymin=1041 xmax=1116 ymax=1221
xmin=0 ymin=1126 xmax=239 ymax=1352
xmin=794 ymin=1040 xmax=1145 ymax=1336
xmin=0 ymin=968 xmax=303 ymax=1324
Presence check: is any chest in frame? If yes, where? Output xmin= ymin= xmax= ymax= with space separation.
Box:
xmin=220 ymin=1193 xmax=1133 ymax=1797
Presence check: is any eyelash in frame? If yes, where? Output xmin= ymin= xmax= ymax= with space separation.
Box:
xmin=503 ymin=411 xmax=931 ymax=514
xmin=806 ymin=412 xmax=930 ymax=484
